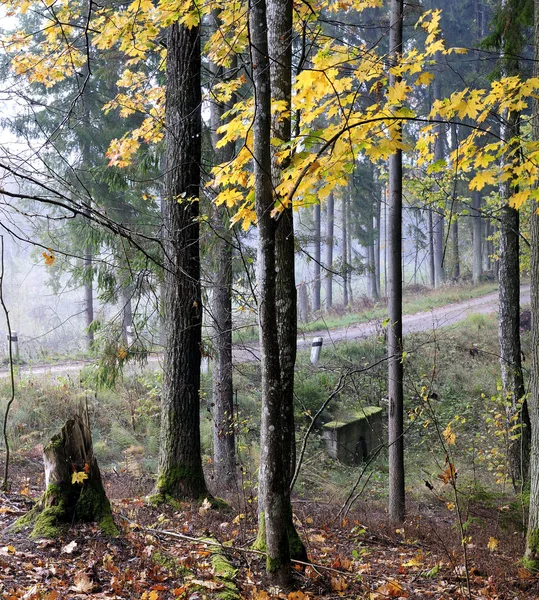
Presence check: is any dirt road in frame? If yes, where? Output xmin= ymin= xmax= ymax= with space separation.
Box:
xmin=1 ymin=285 xmax=530 ymax=377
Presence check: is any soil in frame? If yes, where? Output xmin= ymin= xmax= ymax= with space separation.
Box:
xmin=1 ymin=458 xmax=538 ymax=599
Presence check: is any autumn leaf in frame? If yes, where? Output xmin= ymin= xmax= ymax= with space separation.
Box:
xmin=61 ymin=540 xmax=78 ymax=554
xmin=70 ymin=572 xmax=94 ymax=593
xmin=117 ymin=346 xmax=128 ymax=360
xmin=487 ymin=537 xmax=499 ymax=552
xmin=330 ymin=576 xmax=348 ymax=591
xmin=72 ymin=471 xmax=89 ymax=485
xmin=372 ymin=579 xmax=408 ymax=598
xmin=443 ymin=422 xmax=456 ymax=445
xmin=42 ymin=249 xmax=55 ymax=266
xmin=437 ymin=462 xmax=457 ymax=485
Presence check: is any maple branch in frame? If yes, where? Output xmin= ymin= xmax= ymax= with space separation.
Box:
xmin=285 ymin=115 xmax=506 ymax=206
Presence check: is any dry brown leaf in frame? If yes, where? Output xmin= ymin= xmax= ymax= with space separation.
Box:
xmin=191 ymin=579 xmax=223 ymax=590
xmin=373 ymin=579 xmax=408 ymax=598
xmin=61 ymin=540 xmax=77 ymax=554
xmin=330 ymin=576 xmax=348 ymax=592
xmin=70 ymin=572 xmax=94 ymax=593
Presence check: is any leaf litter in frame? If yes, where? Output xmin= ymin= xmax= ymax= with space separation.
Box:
xmin=0 ymin=465 xmax=538 ymax=599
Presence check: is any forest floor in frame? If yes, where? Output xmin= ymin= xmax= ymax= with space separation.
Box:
xmin=0 ymin=459 xmax=538 ymax=599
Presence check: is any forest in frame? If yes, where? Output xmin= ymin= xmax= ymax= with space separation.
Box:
xmin=1 ymin=0 xmax=539 ymax=597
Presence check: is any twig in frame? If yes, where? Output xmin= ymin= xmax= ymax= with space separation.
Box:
xmin=1 ymin=237 xmax=16 ymax=491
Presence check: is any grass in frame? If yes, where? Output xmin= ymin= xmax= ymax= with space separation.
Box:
xmin=0 ymin=298 xmax=526 ymax=514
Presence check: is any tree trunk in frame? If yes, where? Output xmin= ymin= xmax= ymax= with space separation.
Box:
xmin=268 ymin=0 xmax=306 ymax=562
xmin=497 ymin=3 xmax=528 ymax=489
xmin=15 ymin=409 xmax=116 ymax=539
xmin=84 ymin=254 xmax=94 ymax=349
xmin=428 ymin=208 xmax=435 ymax=288
xmin=524 ymin=0 xmax=539 ymax=568
xmin=375 ymin=187 xmax=382 ymax=297
xmin=155 ymin=20 xmax=208 ymax=500
xmin=325 ymin=192 xmax=334 ymax=310
xmin=342 ymin=192 xmax=349 ymax=307
xmin=313 ymin=204 xmax=321 ymax=311
xmin=387 ymin=0 xmax=405 ymax=524
xmin=250 ymin=0 xmax=298 ymax=583
xmin=472 ymin=191 xmax=483 ymax=283
xmin=210 ymin=16 xmax=236 ymax=492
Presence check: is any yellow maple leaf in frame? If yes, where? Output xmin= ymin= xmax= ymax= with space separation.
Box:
xmin=117 ymin=347 xmax=128 ymax=360
xmin=72 ymin=471 xmax=89 ymax=485
xmin=387 ymin=80 xmax=410 ymax=104
xmin=488 ymin=537 xmax=499 ymax=552
xmin=443 ymin=423 xmax=456 ymax=445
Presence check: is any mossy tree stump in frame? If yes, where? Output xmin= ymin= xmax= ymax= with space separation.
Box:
xmin=16 ymin=409 xmax=117 ymax=538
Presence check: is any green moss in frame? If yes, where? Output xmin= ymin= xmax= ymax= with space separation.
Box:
xmin=287 ymin=521 xmax=307 ymax=562
xmin=151 ymin=550 xmax=189 ymax=576
xmin=155 ymin=465 xmax=202 ymax=494
xmin=44 ymin=434 xmax=64 ymax=452
xmin=31 ymin=504 xmax=69 ymax=539
xmin=266 ymin=554 xmax=283 ymax=573
xmin=524 ymin=529 xmax=539 ymax=571
xmin=217 ymin=581 xmax=240 ymax=600
xmin=252 ymin=512 xmax=267 ymax=552
xmin=211 ymin=552 xmax=237 ymax=579
xmin=99 ymin=513 xmax=119 ymax=536
xmin=324 ymin=406 xmax=383 ymax=429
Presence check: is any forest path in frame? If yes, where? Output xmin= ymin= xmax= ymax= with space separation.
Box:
xmin=232 ymin=283 xmax=531 ymax=362
xmin=1 ymin=284 xmax=530 ymax=377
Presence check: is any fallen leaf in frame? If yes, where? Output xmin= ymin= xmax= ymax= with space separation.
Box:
xmin=191 ymin=579 xmax=223 ymax=590
xmin=70 ymin=572 xmax=94 ymax=593
xmin=487 ymin=537 xmax=498 ymax=552
xmin=330 ymin=576 xmax=348 ymax=591
xmin=198 ymin=497 xmax=212 ymax=515
xmin=373 ymin=579 xmax=408 ymax=598
xmin=61 ymin=541 xmax=78 ymax=554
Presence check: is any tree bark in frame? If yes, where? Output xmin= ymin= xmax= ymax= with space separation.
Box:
xmin=155 ymin=20 xmax=208 ymax=500
xmin=387 ymin=0 xmax=405 ymax=524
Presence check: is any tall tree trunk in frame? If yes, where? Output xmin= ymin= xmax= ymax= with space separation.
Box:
xmin=472 ymin=191 xmax=483 ymax=283
xmin=525 ymin=2 xmax=539 ymax=566
xmin=497 ymin=2 xmax=528 ymax=489
xmin=388 ymin=0 xmax=405 ymax=524
xmin=269 ymin=0 xmax=306 ymax=559
xmin=375 ymin=187 xmax=382 ymax=298
xmin=313 ymin=203 xmax=321 ymax=311
xmin=84 ymin=252 xmax=94 ymax=349
xmin=210 ymin=24 xmax=236 ymax=491
xmin=250 ymin=0 xmax=299 ymax=583
xmin=342 ymin=192 xmax=349 ymax=307
xmin=428 ymin=208 xmax=435 ymax=288
xmin=155 ymin=20 xmax=208 ymax=500
xmin=325 ymin=192 xmax=334 ymax=310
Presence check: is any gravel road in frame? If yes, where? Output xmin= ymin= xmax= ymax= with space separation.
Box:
xmin=1 ymin=285 xmax=530 ymax=377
